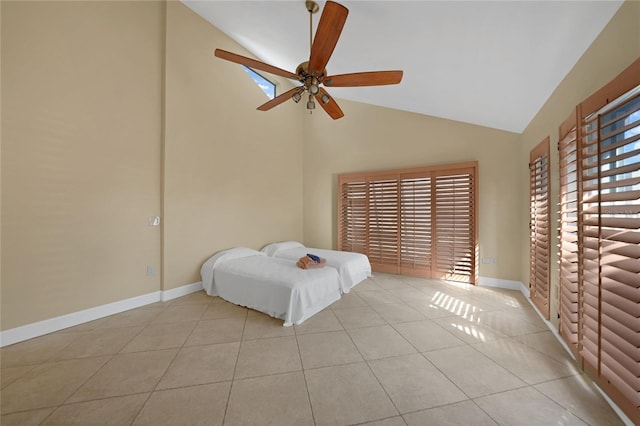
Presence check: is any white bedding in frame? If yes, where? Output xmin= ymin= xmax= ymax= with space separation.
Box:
xmin=200 ymin=248 xmax=341 ymax=326
xmin=260 ymin=241 xmax=372 ymax=293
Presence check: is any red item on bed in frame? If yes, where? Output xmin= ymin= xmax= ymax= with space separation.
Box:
xmin=296 ymin=256 xmax=327 ymax=269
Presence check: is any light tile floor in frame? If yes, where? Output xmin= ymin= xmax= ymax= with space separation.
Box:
xmin=0 ymin=273 xmax=627 ymax=425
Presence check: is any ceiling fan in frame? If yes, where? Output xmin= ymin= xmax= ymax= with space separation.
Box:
xmin=214 ymin=0 xmax=403 ymax=120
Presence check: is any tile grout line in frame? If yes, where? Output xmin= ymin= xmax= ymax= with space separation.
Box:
xmin=365 ymin=278 xmax=477 ymax=422
xmin=30 ymin=305 xmax=171 ymax=423
xmin=388 ymin=277 xmax=527 ymax=419
xmin=308 ymin=280 xmax=407 ymax=424
xmin=36 ymin=354 xmax=117 ymax=424
xmin=532 ymin=384 xmax=609 ymax=426
xmin=467 ymin=399 xmax=502 ymax=426
xmin=340 ymin=312 xmax=404 ymax=423
xmin=0 ymin=364 xmax=38 ymax=390
xmin=357 ymin=279 xmax=478 ymax=421
xmin=129 ymin=298 xmax=210 ymax=424
xmin=220 ymin=308 xmax=249 ymax=425
xmin=293 ymin=318 xmax=318 ymax=426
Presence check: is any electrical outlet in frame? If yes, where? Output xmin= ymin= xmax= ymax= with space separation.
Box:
xmin=148 ymin=216 xmax=160 ymax=226
xmin=146 ymin=265 xmax=156 ymax=276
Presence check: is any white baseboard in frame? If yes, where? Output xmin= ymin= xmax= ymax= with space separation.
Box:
xmin=0 ymin=282 xmax=204 ymax=348
xmin=478 ymin=276 xmax=530 ymax=297
xmin=161 ymin=281 xmax=203 ymax=302
xmin=0 ymin=291 xmax=161 ymax=348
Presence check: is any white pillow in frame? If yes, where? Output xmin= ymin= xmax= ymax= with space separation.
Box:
xmin=260 ymin=241 xmax=305 ymax=257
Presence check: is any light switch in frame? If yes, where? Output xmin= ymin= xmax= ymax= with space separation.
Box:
xmin=148 ymin=216 xmax=160 ymax=226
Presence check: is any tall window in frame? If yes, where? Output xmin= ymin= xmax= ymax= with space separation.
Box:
xmin=338 ymin=162 xmax=477 ymax=283
xmin=530 ymin=137 xmax=550 ymax=319
xmin=558 ymin=58 xmax=640 ymax=424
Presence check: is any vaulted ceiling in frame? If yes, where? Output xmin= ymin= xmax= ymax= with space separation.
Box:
xmin=184 ymin=0 xmax=622 ymax=133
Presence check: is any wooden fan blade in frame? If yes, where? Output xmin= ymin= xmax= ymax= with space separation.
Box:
xmin=317 ymin=88 xmax=344 ymax=120
xmin=257 ymin=87 xmax=301 ymax=111
xmin=215 ymin=49 xmax=300 ymax=81
xmin=308 ymin=1 xmax=348 ymax=77
xmin=324 ymin=71 xmax=403 ymax=87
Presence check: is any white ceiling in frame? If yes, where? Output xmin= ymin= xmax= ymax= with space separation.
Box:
xmin=183 ymin=0 xmax=622 ymax=133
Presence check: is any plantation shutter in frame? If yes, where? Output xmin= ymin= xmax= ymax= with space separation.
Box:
xmin=529 ymin=138 xmax=551 ymax=319
xmin=399 ymin=174 xmax=432 ymax=277
xmin=558 ymin=113 xmax=581 ymax=352
xmin=338 ymin=162 xmax=477 ymax=283
xmin=338 ymin=179 xmax=367 ymax=254
xmin=580 ymin=84 xmax=640 ymax=411
xmin=433 ymin=169 xmax=476 ymax=283
xmin=368 ymin=177 xmax=400 ymax=273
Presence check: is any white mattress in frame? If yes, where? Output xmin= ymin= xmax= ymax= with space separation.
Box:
xmin=200 ymin=248 xmax=341 ymax=326
xmin=261 ymin=241 xmax=372 ymax=293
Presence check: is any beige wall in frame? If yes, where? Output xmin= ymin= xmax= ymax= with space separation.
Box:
xmin=519 ymin=0 xmax=640 ymax=325
xmin=1 ymin=1 xmax=305 ymax=329
xmin=1 ymin=1 xmax=164 ymax=329
xmin=303 ymin=101 xmax=522 ymax=281
xmin=162 ymin=3 xmax=304 ymax=290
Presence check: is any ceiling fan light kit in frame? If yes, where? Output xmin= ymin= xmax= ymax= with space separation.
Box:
xmin=307 ymin=94 xmax=316 ymax=110
xmin=214 ymin=0 xmax=403 ymax=120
